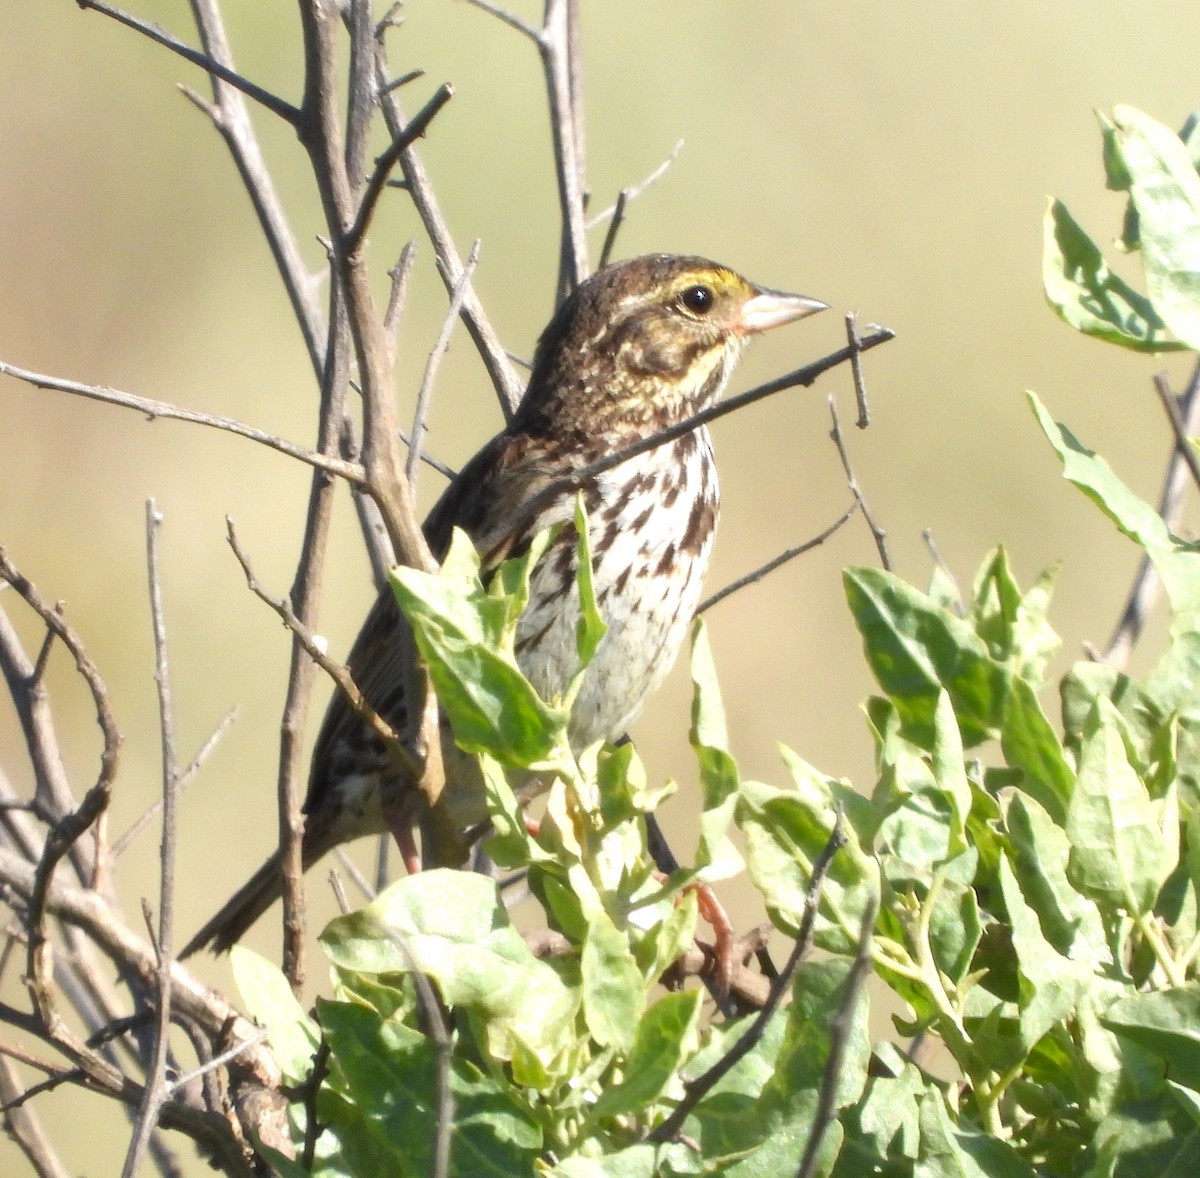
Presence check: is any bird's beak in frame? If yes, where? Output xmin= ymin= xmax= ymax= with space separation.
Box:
xmin=737 ymin=288 xmax=828 ymax=335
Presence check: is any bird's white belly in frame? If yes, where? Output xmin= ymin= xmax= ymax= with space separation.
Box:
xmin=514 ymin=431 xmax=718 ymax=748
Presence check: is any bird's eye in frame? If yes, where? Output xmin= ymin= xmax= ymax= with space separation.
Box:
xmin=678 ymin=284 xmax=714 ymax=315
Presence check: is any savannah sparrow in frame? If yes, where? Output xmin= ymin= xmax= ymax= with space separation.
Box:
xmin=182 ymin=254 xmax=825 ymax=956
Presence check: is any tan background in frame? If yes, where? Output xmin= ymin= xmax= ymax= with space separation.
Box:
xmin=3 ymin=2 xmax=1199 ymax=1171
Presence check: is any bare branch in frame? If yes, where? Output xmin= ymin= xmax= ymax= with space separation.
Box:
xmin=374 ymin=24 xmax=524 ymax=413
xmin=344 ymin=82 xmax=456 ymax=257
xmin=593 ymin=138 xmax=685 ymax=271
xmin=186 ymin=0 xmax=326 ymax=374
xmin=79 ymin=0 xmax=300 ymax=124
xmin=121 ymin=502 xmax=179 ymax=1178
xmin=464 ymin=0 xmax=539 ymax=40
xmin=110 ymin=707 xmax=239 ymax=859
xmin=384 ymin=240 xmax=418 ymax=357
xmin=699 ymin=501 xmax=858 ymax=614
xmin=407 ymin=240 xmax=481 ymax=487
xmin=795 ymin=891 xmax=878 ymax=1178
xmin=0 ymin=1054 xmax=70 ymax=1178
xmin=845 ymin=312 xmax=871 ymax=428
xmin=587 ymin=139 xmax=683 ymax=232
xmin=829 ymin=395 xmax=890 ymax=569
xmin=0 ymin=360 xmax=365 ymax=485
xmin=922 ymin=528 xmax=965 ymax=616
xmin=225 ymin=520 xmax=420 ymax=782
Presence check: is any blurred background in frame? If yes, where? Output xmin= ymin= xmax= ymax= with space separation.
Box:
xmin=3 ymin=1 xmax=1200 ymax=1170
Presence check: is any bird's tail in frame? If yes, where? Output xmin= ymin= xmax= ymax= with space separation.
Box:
xmin=179 ymin=850 xmax=288 ymax=959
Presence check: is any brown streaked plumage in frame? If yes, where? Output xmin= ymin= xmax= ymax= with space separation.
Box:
xmin=182 ymin=254 xmax=826 ymax=956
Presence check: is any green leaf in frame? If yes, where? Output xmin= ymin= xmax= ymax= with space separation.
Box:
xmin=1103 ymin=987 xmax=1200 ymax=1089
xmin=927 ymin=865 xmax=983 ymax=988
xmin=969 ymin=548 xmax=1061 ymax=686
xmin=229 ymin=945 xmax=320 ymax=1086
xmin=1066 ymin=699 xmax=1173 ymax=916
xmin=1029 ymin=394 xmax=1200 ymax=715
xmin=1029 ymin=393 xmax=1200 ymax=626
xmin=1041 ymin=198 xmax=1183 ymax=351
xmin=739 ymin=772 xmax=879 ymax=954
xmin=549 ymin=1147 xmax=660 ymax=1177
xmin=998 ymin=856 xmax=1088 ymax=1054
xmin=591 ymin=989 xmax=702 ymax=1118
xmin=845 ymin=567 xmax=1009 ymax=748
xmin=915 ymin=1090 xmax=1040 ymax=1177
xmin=580 ymin=909 xmax=644 ymax=1052
xmin=685 ymin=620 xmax=743 ymax=882
xmin=571 ymin=494 xmax=606 ymax=673
xmin=1110 ymin=104 xmax=1200 ymax=351
xmin=931 ymin=690 xmax=971 ymax=856
xmin=1092 ymin=1099 xmax=1200 ymax=1178
xmin=1000 ymin=676 xmax=1075 ymax=824
xmin=319 ymin=870 xmax=577 ymax=1075
xmin=319 ymin=999 xmax=542 ymax=1178
xmin=1006 ymin=793 xmax=1108 ymax=970
xmin=773 ymin=959 xmax=870 ymax=1103
xmin=390 ymin=530 xmax=566 ymax=765
xmin=850 ymin=1046 xmax=926 ymax=1161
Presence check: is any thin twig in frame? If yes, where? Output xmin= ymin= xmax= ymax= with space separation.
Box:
xmin=588 ymin=140 xmax=683 ymax=230
xmin=698 ymin=502 xmax=858 ymax=614
xmin=344 ymin=82 xmax=455 ymax=256
xmin=121 ymin=501 xmax=180 ymax=1177
xmin=343 ymin=0 xmax=375 ymax=186
xmin=464 ymin=0 xmax=539 ymax=40
xmin=922 ymin=529 xmax=965 ymax=616
xmin=78 ymin=0 xmax=300 ymax=124
xmin=1104 ymin=363 xmax=1200 ymax=666
xmin=648 ymin=812 xmax=847 ymax=1145
xmin=845 ymin=313 xmax=870 ymax=428
xmin=1153 ymin=365 xmax=1200 ymax=493
xmin=828 ymin=395 xmax=891 ymax=569
xmin=373 ymin=35 xmax=524 ymax=414
xmin=407 ymin=241 xmax=481 ymax=487
xmin=369 ymin=918 xmax=453 ymax=1178
xmin=341 ymin=418 xmax=397 ymax=592
xmin=0 ymin=1054 xmax=70 ymax=1178
xmin=538 ymin=0 xmax=589 ymax=298
xmin=224 ymin=520 xmax=420 ymax=781
xmin=165 ymin=1027 xmax=268 ymax=1097
xmin=110 ymin=707 xmax=239 ymax=858
xmin=186 ymin=0 xmax=326 ymax=374
xmin=593 ymin=140 xmax=684 ymax=269
xmin=332 ymin=849 xmax=376 ymax=905
xmin=0 ymin=360 xmax=364 ymax=484
xmin=795 ymin=891 xmax=878 ymax=1178
xmin=384 ymin=240 xmax=418 ymax=358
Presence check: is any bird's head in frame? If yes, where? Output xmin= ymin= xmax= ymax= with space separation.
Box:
xmin=515 ymin=254 xmax=827 ymax=438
